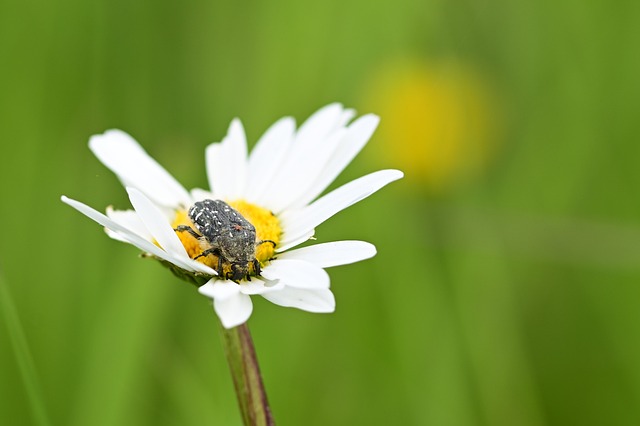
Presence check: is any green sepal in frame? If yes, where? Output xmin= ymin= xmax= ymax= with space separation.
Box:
xmin=140 ymin=253 xmax=212 ymax=287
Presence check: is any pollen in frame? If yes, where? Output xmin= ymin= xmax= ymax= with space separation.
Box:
xmin=171 ymin=210 xmax=211 ymax=262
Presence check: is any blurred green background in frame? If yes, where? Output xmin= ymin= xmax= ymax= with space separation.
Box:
xmin=1 ymin=0 xmax=639 ymax=425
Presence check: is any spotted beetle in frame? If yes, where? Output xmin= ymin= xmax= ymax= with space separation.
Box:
xmin=175 ymin=199 xmax=274 ymax=282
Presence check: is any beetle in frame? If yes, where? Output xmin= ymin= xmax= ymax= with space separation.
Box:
xmin=175 ymin=199 xmax=274 ymax=282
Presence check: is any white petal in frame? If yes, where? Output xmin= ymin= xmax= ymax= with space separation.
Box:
xmin=198 ymin=279 xmax=241 ymax=300
xmin=190 ymin=188 xmax=214 ymax=202
xmin=336 ymin=108 xmax=356 ymax=128
xmin=289 ymin=114 xmax=380 ymax=208
xmin=259 ymin=104 xmax=346 ymax=212
xmin=239 ymin=277 xmax=284 ymax=295
xmin=61 ymin=196 xmax=202 ymax=272
xmin=275 ymin=229 xmax=315 ymax=253
xmin=214 ymin=291 xmax=253 ymax=329
xmin=126 ymin=187 xmax=188 ymax=258
xmin=295 ymin=103 xmax=344 ymax=147
xmin=104 ymin=229 xmax=130 ymax=243
xmin=278 ymin=241 xmax=376 ymax=268
xmin=125 ymin=187 xmax=215 ymax=274
xmin=271 ymin=128 xmax=347 ymax=213
xmin=279 ymin=169 xmax=403 ymax=247
xmin=184 ymin=259 xmax=218 ymax=276
xmin=206 ymin=119 xmax=248 ymax=200
xmin=89 ymin=129 xmax=191 ymax=208
xmin=105 ymin=207 xmax=152 ymax=242
xmin=205 ymin=143 xmax=223 ymax=194
xmin=260 ymin=259 xmax=329 ymax=289
xmin=261 ymin=287 xmax=335 ymax=313
xmin=245 ymin=117 xmax=296 ymax=205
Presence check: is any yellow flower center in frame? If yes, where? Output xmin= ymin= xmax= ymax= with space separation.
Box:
xmin=172 ymin=199 xmax=281 ymax=277
xmin=362 ymin=59 xmax=503 ymax=194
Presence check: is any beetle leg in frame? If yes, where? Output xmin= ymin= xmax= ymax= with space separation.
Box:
xmin=252 ymin=258 xmax=261 ymax=276
xmin=218 ymin=255 xmax=225 ymax=278
xmin=256 ymin=239 xmax=276 ymax=248
xmin=174 ymin=225 xmax=201 ymax=239
xmin=194 ymin=247 xmax=219 ymax=260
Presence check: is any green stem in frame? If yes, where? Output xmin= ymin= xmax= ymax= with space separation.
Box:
xmin=220 ymin=322 xmax=275 ymax=426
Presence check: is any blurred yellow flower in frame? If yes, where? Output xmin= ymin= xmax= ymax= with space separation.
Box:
xmin=363 ymin=59 xmax=503 ymax=194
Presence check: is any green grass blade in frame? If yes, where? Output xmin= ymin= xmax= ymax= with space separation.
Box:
xmin=0 ymin=267 xmax=52 ymax=426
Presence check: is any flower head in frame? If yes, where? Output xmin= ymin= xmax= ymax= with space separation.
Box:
xmin=363 ymin=59 xmax=502 ymax=193
xmin=62 ymin=104 xmax=403 ymax=328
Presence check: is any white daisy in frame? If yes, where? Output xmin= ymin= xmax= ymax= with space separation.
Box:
xmin=61 ymin=103 xmax=403 ymax=328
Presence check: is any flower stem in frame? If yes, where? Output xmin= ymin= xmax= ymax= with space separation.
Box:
xmin=220 ymin=322 xmax=275 ymax=426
